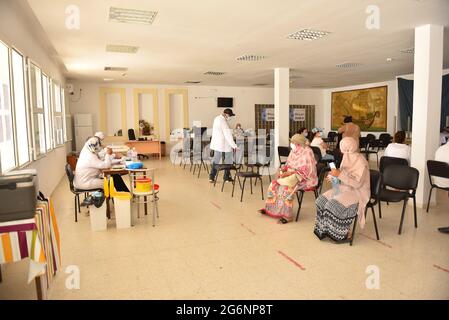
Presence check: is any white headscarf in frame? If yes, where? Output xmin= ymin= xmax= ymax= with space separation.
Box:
xmin=85 ymin=137 xmax=102 ymax=154
xmin=95 ymin=132 xmax=105 ymax=141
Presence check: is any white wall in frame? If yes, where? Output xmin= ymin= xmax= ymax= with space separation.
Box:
xmin=322 ymin=80 xmax=397 ymax=137
xmin=0 ymin=0 xmax=67 ymax=196
xmin=69 ymin=82 xmax=324 ymax=143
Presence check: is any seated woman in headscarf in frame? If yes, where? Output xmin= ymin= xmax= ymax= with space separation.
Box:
xmin=313 ymin=137 xmax=370 ymax=242
xmin=259 ymin=134 xmax=318 ymax=224
xmin=74 ymin=137 xmax=112 ymax=190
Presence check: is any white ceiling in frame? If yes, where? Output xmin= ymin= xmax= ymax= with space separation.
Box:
xmin=26 ymin=0 xmax=449 ymax=88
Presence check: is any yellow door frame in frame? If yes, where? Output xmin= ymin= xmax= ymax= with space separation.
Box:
xmin=164 ymin=88 xmax=189 ymax=139
xmin=99 ymin=87 xmax=127 ymax=141
xmin=133 ymin=88 xmax=159 ymax=139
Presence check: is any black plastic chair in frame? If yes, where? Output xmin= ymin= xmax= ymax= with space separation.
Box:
xmin=232 ymin=167 xmax=264 ymax=202
xmin=378 ymin=156 xmax=409 ymax=218
xmin=377 ymin=133 xmax=392 ymax=150
xmin=278 ymin=146 xmax=290 ymax=168
xmin=350 ymin=170 xmax=381 ymax=246
xmin=426 ymin=160 xmax=449 ymax=212
xmin=378 ymin=165 xmax=419 ymax=235
xmin=65 ymin=164 xmax=102 ymax=222
xmin=364 ymin=134 xmax=379 ymax=167
xmin=379 ymin=156 xmax=409 ymax=174
xmin=310 ymin=146 xmax=322 ymax=163
xmin=295 ymin=163 xmax=326 ymax=222
xmin=324 ymin=131 xmax=337 ymax=149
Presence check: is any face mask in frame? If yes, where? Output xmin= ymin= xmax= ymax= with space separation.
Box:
xmin=290 ymin=143 xmax=296 ymax=151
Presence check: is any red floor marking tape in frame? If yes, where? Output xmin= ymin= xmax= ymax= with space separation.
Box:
xmin=277 ymin=250 xmax=306 ymax=271
xmin=359 ymin=233 xmax=392 ymax=248
xmin=433 ymin=264 xmax=449 ymax=274
xmin=240 ymin=223 xmax=256 ymax=235
xmin=210 ymin=202 xmax=221 ymax=209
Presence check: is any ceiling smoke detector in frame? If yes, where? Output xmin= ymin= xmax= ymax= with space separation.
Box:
xmin=400 ymin=47 xmax=415 ymax=54
xmin=236 ymin=54 xmax=266 ymax=62
xmin=204 ymin=71 xmax=226 ymax=76
xmin=109 ymin=7 xmax=158 ymax=25
xmin=106 ymin=45 xmax=139 ymax=54
xmin=104 ymin=66 xmax=129 ymax=72
xmin=287 ymin=28 xmax=330 ymax=41
xmin=336 ymin=62 xmax=363 ymax=69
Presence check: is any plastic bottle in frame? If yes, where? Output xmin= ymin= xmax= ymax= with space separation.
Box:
xmin=127 ymin=148 xmax=132 ymax=160
xmin=132 ymin=148 xmax=138 ymax=162
xmin=331 ymin=176 xmax=340 ymax=196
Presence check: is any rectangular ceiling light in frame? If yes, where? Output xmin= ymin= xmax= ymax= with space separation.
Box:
xmin=236 ymin=54 xmax=266 ymax=62
xmin=336 ymin=62 xmax=363 ymax=69
xmin=106 ymin=45 xmax=139 ymax=54
xmin=109 ymin=7 xmax=158 ymax=25
xmin=104 ymin=66 xmax=128 ymax=72
xmin=204 ymin=71 xmax=226 ymax=76
xmin=287 ymin=28 xmax=330 ymax=41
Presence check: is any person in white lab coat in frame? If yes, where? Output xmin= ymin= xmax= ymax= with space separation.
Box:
xmin=74 ymin=137 xmax=112 ymax=190
xmin=209 ymin=108 xmax=238 ymax=182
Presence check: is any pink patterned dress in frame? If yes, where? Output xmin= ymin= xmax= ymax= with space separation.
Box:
xmin=264 ymin=146 xmax=318 ymax=220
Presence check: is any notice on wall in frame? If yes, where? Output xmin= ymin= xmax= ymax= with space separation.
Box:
xmin=262 ymin=108 xmax=274 ymax=122
xmin=290 ymin=108 xmax=306 ymax=121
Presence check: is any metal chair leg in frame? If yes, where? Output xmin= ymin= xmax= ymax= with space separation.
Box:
xmin=250 ymin=178 xmax=253 ymax=194
xmin=240 ymin=178 xmax=247 ymax=202
xmin=398 ymin=199 xmax=408 ymax=235
xmin=426 ymin=187 xmax=433 ymax=213
xmin=77 ymin=194 xmax=81 ymax=213
xmin=221 ymin=176 xmax=226 ymax=192
xmin=371 ymin=206 xmax=380 ymax=240
xmin=350 ymin=215 xmax=358 ymax=246
xmin=260 ymin=177 xmax=264 ymax=200
xmin=295 ymin=191 xmax=304 ymax=222
xmin=378 ymin=201 xmax=382 ymax=219
xmin=413 ymin=196 xmax=418 ymax=228
xmin=74 ymin=195 xmax=78 ymax=222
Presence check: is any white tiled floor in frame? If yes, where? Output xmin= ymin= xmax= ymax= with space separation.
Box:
xmin=1 ymin=158 xmax=448 ymax=299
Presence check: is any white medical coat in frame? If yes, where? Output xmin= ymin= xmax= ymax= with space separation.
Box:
xmin=74 ymin=147 xmax=111 ymax=190
xmin=210 ymin=115 xmax=237 ymax=153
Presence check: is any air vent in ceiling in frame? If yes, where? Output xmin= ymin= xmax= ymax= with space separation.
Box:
xmin=290 ymin=75 xmax=303 ymax=79
xmin=185 ymin=81 xmax=202 ymax=84
xmin=204 ymin=71 xmax=226 ymax=76
xmin=336 ymin=62 xmax=363 ymax=69
xmin=109 ymin=7 xmax=158 ymax=25
xmin=236 ymin=54 xmax=266 ymax=62
xmin=287 ymin=28 xmax=330 ymax=41
xmin=104 ymin=66 xmax=128 ymax=72
xmin=106 ymin=44 xmax=139 ymax=54
xmin=253 ymin=83 xmax=269 ymax=86
xmin=400 ymin=47 xmax=415 ymax=54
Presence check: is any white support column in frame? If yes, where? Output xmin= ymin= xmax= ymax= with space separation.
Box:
xmin=411 ymin=24 xmax=444 ymax=207
xmin=274 ymin=68 xmax=290 ymax=167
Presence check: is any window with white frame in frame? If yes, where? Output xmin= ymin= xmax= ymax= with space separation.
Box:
xmin=0 ymin=41 xmax=16 ymax=173
xmin=62 ymin=88 xmax=68 ymax=142
xmin=29 ymin=63 xmax=46 ymax=157
xmin=11 ymin=49 xmax=30 ymax=166
xmin=53 ymin=82 xmax=64 ymax=146
xmin=42 ymin=73 xmax=53 ymax=151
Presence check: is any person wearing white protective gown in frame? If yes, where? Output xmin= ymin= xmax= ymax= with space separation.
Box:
xmin=74 ymin=137 xmax=111 ymax=190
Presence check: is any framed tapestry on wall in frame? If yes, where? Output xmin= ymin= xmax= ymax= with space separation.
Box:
xmin=331 ymin=85 xmax=387 ymax=132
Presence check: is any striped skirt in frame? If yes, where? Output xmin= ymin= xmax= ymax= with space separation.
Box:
xmin=314 ymin=195 xmax=358 ymax=242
